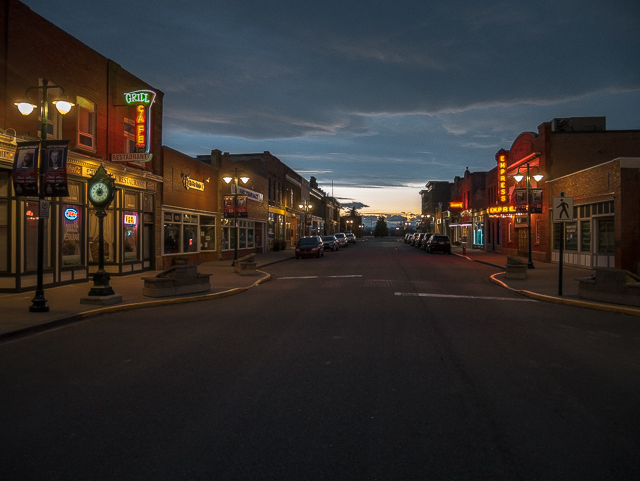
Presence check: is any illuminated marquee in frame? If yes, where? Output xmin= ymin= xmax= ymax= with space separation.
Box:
xmin=488 ymin=206 xmax=517 ymax=214
xmin=498 ymin=154 xmax=507 ymax=203
xmin=124 ymin=89 xmax=156 ymax=154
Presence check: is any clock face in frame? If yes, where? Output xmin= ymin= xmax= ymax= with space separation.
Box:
xmin=90 ymin=181 xmax=111 ymax=205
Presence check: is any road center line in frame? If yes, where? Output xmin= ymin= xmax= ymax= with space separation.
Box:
xmin=278 ymin=275 xmax=362 ymax=280
xmin=395 ymin=292 xmax=537 ymax=302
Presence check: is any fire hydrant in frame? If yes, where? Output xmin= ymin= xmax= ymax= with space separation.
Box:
xmin=462 ymin=245 xmax=466 ymax=255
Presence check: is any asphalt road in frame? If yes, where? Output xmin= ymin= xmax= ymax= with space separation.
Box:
xmin=1 ymin=238 xmax=639 ymax=480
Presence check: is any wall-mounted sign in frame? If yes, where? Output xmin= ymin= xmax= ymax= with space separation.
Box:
xmin=124 ymin=214 xmax=137 ymax=226
xmin=111 ymin=153 xmax=153 ymax=163
xmin=496 ymin=152 xmax=508 ymax=203
xmin=64 ymin=207 xmax=79 ymax=221
xmin=449 ymin=201 xmax=464 ymax=209
xmin=488 ymin=205 xmax=517 ymax=214
xmin=181 ymin=172 xmax=206 ymax=192
xmin=123 ymin=89 xmax=156 ymax=154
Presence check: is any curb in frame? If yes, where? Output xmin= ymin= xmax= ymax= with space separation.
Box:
xmin=489 ymin=272 xmax=640 ymax=317
xmin=0 ymin=271 xmax=272 ymax=344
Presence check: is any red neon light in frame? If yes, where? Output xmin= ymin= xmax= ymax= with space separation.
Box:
xmin=136 ymin=105 xmax=146 ymax=148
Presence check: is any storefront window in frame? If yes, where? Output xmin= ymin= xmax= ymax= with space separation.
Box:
xmin=200 ymin=216 xmax=216 ymax=251
xmin=124 ymin=211 xmax=139 ymax=261
xmin=565 ymin=222 xmax=578 ymax=251
xmin=25 ymin=201 xmax=50 ymax=271
xmin=89 ymin=208 xmax=115 ymax=263
xmin=597 ymin=218 xmax=614 ymax=253
xmin=164 ymin=221 xmax=181 ymax=254
xmin=0 ymin=171 xmax=8 ymax=272
xmin=580 ymin=221 xmax=591 ymax=252
xmin=268 ymin=213 xmax=275 ymax=250
xmin=61 ymin=205 xmax=82 ymax=266
xmin=183 ymin=224 xmax=198 ymax=253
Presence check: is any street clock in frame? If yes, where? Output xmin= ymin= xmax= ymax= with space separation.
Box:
xmin=88 ymin=165 xmax=116 ymax=209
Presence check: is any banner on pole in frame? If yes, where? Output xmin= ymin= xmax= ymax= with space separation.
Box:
xmin=12 ymin=141 xmax=40 ymax=196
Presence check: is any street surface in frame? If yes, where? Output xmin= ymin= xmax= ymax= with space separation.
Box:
xmin=1 ymin=238 xmax=639 ymax=480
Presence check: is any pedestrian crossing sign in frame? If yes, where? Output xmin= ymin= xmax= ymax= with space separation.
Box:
xmin=552 ymin=195 xmax=574 ymax=222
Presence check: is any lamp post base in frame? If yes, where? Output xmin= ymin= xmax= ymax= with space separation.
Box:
xmin=87 ymin=270 xmax=116 ymax=297
xmin=527 ymin=262 xmax=535 ymax=269
xmin=29 ymin=293 xmax=49 ymax=312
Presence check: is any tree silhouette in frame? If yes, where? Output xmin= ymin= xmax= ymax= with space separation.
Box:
xmin=374 ymin=215 xmax=389 ymax=237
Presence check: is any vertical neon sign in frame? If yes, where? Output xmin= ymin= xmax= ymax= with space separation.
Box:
xmin=124 ymin=90 xmax=156 ymax=154
xmin=496 ymin=150 xmax=508 ymax=204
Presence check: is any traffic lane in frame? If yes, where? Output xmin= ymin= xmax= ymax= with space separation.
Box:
xmin=2 ymin=247 xmax=639 ymax=479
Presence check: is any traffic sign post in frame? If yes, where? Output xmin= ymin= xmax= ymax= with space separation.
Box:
xmin=553 ymin=193 xmax=574 ymax=295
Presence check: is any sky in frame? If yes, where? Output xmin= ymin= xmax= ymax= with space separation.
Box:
xmin=23 ymin=0 xmax=640 ymax=220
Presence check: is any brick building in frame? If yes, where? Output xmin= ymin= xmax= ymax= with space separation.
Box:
xmin=486 ymin=118 xmax=640 ymax=270
xmin=547 ymin=158 xmax=640 ymax=273
xmin=0 ymin=0 xmax=163 ymax=292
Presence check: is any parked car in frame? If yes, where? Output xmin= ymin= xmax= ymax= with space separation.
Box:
xmin=345 ymin=232 xmax=356 ymax=244
xmin=321 ymin=235 xmax=339 ymax=251
xmin=420 ymin=233 xmax=434 ymax=250
xmin=413 ymin=233 xmax=426 ymax=247
xmin=425 ymin=234 xmax=452 ymax=254
xmin=404 ymin=233 xmax=413 ymax=243
xmin=295 ymin=236 xmax=324 ymax=258
xmin=334 ymin=232 xmax=348 ymax=247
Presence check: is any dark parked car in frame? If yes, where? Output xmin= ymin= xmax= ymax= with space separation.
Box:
xmin=321 ymin=235 xmax=339 ymax=251
xmin=295 ymin=236 xmax=324 ymax=258
xmin=334 ymin=232 xmax=348 ymax=247
xmin=413 ymin=233 xmax=426 ymax=247
xmin=425 ymin=234 xmax=452 ymax=254
xmin=345 ymin=232 xmax=356 ymax=244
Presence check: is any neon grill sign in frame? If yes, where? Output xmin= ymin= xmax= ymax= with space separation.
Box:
xmin=124 ymin=89 xmax=156 ymax=154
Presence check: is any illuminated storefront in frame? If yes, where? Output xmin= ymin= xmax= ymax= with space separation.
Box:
xmin=0 ymin=135 xmax=159 ymax=291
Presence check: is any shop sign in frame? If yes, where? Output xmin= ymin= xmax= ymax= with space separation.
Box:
xmin=124 ymin=214 xmax=137 ymax=226
xmin=238 ymin=186 xmax=264 ymax=202
xmin=123 ymin=89 xmax=156 ymax=154
xmin=64 ymin=208 xmax=79 ymax=221
xmin=488 ymin=205 xmax=517 ymax=214
xmin=181 ymin=172 xmax=206 ymax=192
xmin=449 ymin=201 xmax=464 ymax=209
xmin=111 ymin=152 xmax=153 ymax=163
xmin=496 ymin=150 xmax=508 ymax=203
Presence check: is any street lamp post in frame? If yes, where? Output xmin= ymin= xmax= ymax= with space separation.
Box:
xmin=298 ymin=201 xmax=313 ymax=237
xmin=223 ymin=168 xmax=250 ymax=265
xmin=15 ymin=78 xmax=74 ymax=312
xmin=513 ymin=163 xmax=544 ymax=269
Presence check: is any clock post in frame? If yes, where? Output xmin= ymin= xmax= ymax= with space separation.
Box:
xmin=82 ymin=165 xmax=122 ymax=303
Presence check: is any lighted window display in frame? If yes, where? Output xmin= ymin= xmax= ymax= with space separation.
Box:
xmin=0 ymin=171 xmax=8 ymax=272
xmin=61 ymin=206 xmax=81 ymax=265
xmin=89 ymin=207 xmax=115 ymax=263
xmin=25 ymin=201 xmax=49 ymax=271
xmin=124 ymin=212 xmax=139 ymax=260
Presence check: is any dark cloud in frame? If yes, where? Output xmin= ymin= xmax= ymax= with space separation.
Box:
xmin=24 ymin=0 xmax=640 ymax=213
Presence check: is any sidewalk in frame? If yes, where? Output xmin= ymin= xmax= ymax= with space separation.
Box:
xmin=1 ymin=243 xmax=638 ymax=342
xmin=0 ymin=250 xmax=294 ymax=342
xmin=450 ymin=245 xmax=640 ymax=317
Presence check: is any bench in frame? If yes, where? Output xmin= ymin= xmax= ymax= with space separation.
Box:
xmin=578 ymin=268 xmax=640 ymax=307
xmin=234 ymin=254 xmax=258 ymax=276
xmin=142 ymin=265 xmax=211 ymax=298
xmin=505 ymin=255 xmax=527 ymax=279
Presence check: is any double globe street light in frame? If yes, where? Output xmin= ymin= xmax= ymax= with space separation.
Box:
xmin=222 ymin=168 xmax=250 ymax=265
xmin=513 ymin=163 xmax=544 ymax=269
xmin=15 ymin=78 xmax=74 ymax=312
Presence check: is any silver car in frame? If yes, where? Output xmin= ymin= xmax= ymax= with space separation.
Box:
xmin=322 ymin=235 xmax=339 ymax=251
xmin=334 ymin=232 xmax=348 ymax=247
